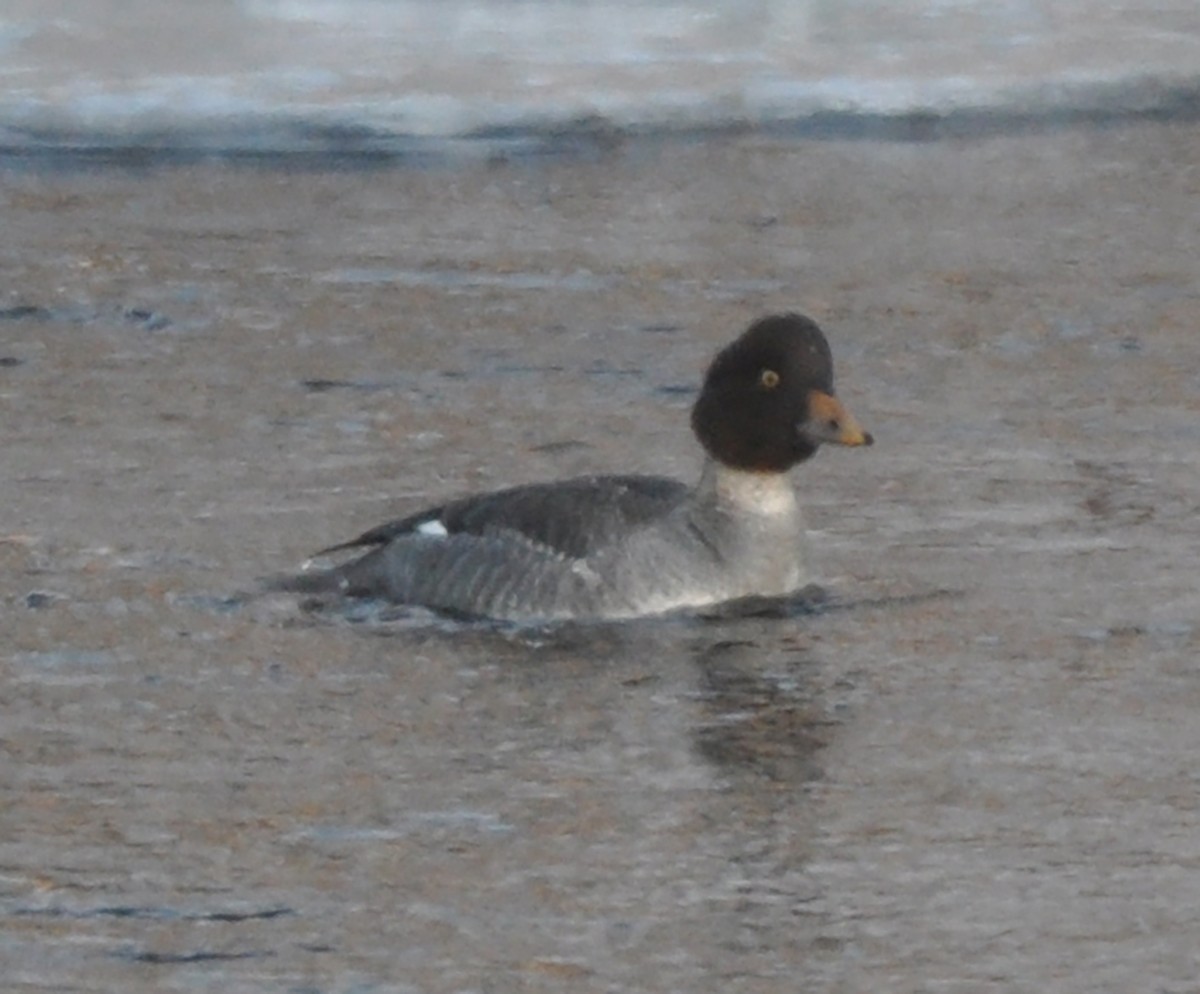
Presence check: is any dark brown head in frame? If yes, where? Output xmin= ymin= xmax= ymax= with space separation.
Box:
xmin=690 ymin=313 xmax=873 ymax=472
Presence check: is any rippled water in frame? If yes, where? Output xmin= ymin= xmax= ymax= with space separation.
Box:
xmin=3 ymin=122 xmax=1200 ymax=990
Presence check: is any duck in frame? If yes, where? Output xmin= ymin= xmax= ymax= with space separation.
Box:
xmin=277 ymin=313 xmax=872 ymax=622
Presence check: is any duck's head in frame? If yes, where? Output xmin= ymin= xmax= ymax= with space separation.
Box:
xmin=691 ymin=313 xmax=873 ymax=472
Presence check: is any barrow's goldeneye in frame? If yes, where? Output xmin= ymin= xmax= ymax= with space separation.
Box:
xmin=278 ymin=313 xmax=872 ymax=621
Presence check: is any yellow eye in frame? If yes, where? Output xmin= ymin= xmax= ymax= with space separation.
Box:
xmin=760 ymin=368 xmax=780 ymax=389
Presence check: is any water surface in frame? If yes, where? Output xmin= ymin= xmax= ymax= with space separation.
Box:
xmin=2 ymin=124 xmax=1200 ymax=990
xmin=2 ymin=0 xmax=1199 ymax=162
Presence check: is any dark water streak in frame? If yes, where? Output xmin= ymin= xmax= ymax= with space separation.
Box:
xmin=4 ymin=78 xmax=1200 ymax=172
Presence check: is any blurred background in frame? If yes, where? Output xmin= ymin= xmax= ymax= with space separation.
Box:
xmin=2 ymin=0 xmax=1199 ymax=161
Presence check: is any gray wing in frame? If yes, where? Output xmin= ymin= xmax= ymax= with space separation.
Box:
xmin=317 ymin=473 xmax=689 ymax=561
xmin=275 ymin=474 xmax=690 ymax=619
xmin=307 ymin=530 xmax=605 ymax=620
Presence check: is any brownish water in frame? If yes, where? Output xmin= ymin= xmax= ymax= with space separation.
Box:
xmin=3 ymin=123 xmax=1200 ymax=992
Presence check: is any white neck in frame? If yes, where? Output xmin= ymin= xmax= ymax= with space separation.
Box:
xmin=697 ymin=459 xmax=800 ymax=520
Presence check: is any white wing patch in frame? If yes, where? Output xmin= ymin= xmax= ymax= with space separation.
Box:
xmin=415 ymin=518 xmax=449 ymax=538
xmin=570 ymin=558 xmax=601 ymax=583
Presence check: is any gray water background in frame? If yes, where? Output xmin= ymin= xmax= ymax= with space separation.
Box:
xmin=2 ymin=0 xmax=1199 ymax=161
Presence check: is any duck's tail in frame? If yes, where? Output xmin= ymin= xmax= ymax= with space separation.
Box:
xmin=260 ymin=545 xmax=398 ymax=600
xmin=259 ymin=561 xmax=353 ymax=598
